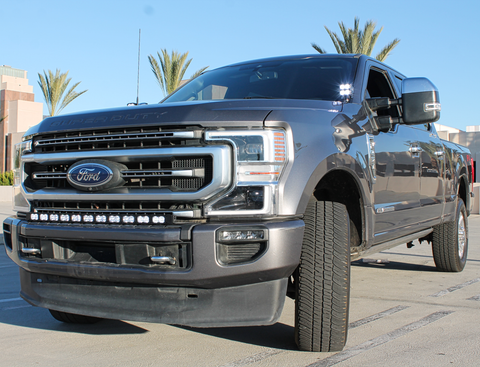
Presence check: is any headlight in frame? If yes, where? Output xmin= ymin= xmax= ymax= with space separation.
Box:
xmin=205 ymin=129 xmax=289 ymax=216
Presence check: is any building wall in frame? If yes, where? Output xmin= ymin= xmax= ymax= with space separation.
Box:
xmin=0 ymin=74 xmax=33 ymax=93
xmin=0 ymin=68 xmax=43 ymax=172
xmin=8 ymin=100 xmax=43 ymax=134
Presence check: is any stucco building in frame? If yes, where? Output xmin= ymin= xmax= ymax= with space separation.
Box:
xmin=0 ymin=66 xmax=43 ymax=172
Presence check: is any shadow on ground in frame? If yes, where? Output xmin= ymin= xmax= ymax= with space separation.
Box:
xmin=351 ymin=259 xmax=438 ymax=272
xmin=0 ymin=304 xmax=149 ymax=335
xmin=177 ymin=322 xmax=297 ymax=350
xmin=2 ymin=303 xmax=296 ymax=349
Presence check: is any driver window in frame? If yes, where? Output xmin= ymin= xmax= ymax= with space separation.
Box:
xmin=366 ymin=68 xmax=399 ymax=118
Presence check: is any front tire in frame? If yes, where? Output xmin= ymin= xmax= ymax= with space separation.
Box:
xmin=295 ymin=200 xmax=350 ymax=352
xmin=432 ymin=199 xmax=468 ymax=272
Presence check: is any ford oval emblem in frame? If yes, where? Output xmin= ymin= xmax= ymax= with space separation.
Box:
xmin=67 ymin=163 xmax=113 ymax=188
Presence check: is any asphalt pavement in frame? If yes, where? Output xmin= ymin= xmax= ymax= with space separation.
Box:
xmin=1 ymin=201 xmax=480 ymax=367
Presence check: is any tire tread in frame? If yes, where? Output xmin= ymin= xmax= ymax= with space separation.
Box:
xmin=295 ymin=200 xmax=350 ymax=352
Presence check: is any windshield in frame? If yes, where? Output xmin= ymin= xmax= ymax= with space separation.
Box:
xmin=163 ymin=57 xmax=358 ymax=103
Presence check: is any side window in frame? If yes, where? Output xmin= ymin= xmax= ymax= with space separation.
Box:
xmin=366 ymin=68 xmax=399 ymax=118
xmin=394 ymin=76 xmax=403 ymax=95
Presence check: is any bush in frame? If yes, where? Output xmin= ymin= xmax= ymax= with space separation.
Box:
xmin=0 ymin=171 xmax=14 ymax=186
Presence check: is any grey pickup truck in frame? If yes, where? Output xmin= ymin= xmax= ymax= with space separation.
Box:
xmin=4 ymin=54 xmax=474 ymax=352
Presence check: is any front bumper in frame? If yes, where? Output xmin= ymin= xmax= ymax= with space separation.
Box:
xmin=4 ymin=217 xmax=304 ymax=326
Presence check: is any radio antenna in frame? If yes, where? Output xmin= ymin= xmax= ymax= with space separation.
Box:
xmin=136 ymin=29 xmax=141 ymax=105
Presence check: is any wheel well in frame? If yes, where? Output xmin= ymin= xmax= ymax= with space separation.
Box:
xmin=313 ymin=170 xmax=363 ymax=248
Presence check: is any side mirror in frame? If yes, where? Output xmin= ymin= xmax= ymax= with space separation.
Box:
xmin=402 ymin=77 xmax=441 ymax=125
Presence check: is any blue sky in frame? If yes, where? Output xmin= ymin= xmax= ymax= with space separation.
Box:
xmin=3 ymin=0 xmax=478 ymax=130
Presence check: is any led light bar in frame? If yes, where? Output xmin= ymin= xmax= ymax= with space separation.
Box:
xmin=28 ymin=212 xmax=171 ymax=225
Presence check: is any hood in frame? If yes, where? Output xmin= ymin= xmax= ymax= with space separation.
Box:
xmin=25 ymin=99 xmax=342 ymax=136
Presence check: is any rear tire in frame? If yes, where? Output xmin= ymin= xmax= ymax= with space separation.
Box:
xmin=432 ymin=199 xmax=468 ymax=272
xmin=49 ymin=309 xmax=103 ymax=324
xmin=295 ymin=200 xmax=350 ymax=352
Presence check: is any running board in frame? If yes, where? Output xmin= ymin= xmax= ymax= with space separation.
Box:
xmin=352 ymin=228 xmax=433 ymax=260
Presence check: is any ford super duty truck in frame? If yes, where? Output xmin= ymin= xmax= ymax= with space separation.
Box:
xmin=4 ymin=54 xmax=474 ymax=352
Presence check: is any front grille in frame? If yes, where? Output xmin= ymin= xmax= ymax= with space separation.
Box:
xmin=33 ymin=126 xmax=202 ymax=153
xmin=25 ymin=156 xmax=213 ymax=191
xmin=22 ymin=127 xmax=232 ymax=224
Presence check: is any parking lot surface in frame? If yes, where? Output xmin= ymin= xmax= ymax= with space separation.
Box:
xmin=1 ymin=202 xmax=479 ymax=367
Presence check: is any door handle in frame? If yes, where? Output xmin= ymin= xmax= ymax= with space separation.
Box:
xmin=409 ymin=146 xmax=422 ymax=154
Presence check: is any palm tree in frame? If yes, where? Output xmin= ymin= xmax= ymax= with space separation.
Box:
xmin=312 ymin=17 xmax=400 ymax=61
xmin=148 ymin=49 xmax=208 ymax=97
xmin=38 ymin=69 xmax=87 ymax=116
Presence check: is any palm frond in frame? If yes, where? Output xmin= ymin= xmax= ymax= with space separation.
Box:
xmin=149 ymin=49 xmax=208 ymax=96
xmin=38 ymin=69 xmax=86 ymax=116
xmin=190 ymin=66 xmax=209 ymax=79
xmin=311 ymin=42 xmax=327 ymax=54
xmin=148 ymin=54 xmax=165 ymax=94
xmin=375 ymin=38 xmax=401 ymax=61
xmin=313 ymin=17 xmax=400 ymax=61
xmin=58 ymin=81 xmax=88 ymax=114
xmin=325 ymin=27 xmax=343 ymax=54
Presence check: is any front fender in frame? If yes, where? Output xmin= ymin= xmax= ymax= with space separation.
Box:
xmin=265 ymin=106 xmax=374 ymax=216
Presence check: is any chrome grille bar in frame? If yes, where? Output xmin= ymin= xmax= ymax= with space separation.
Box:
xmin=121 ymin=168 xmax=205 ymax=179
xmin=34 ymin=130 xmax=198 ymax=147
xmin=32 ymin=172 xmax=67 ymax=179
xmin=32 ymin=169 xmax=205 ymax=180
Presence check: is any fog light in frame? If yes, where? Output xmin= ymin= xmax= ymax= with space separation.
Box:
xmin=109 ymin=215 xmax=120 ymax=223
xmin=40 ymin=214 xmax=48 ymax=221
xmin=216 ymin=227 xmax=267 ymax=265
xmin=30 ymin=213 xmax=39 ymax=221
xmin=60 ymin=214 xmax=70 ymax=222
xmin=137 ymin=215 xmax=149 ymax=224
xmin=219 ymin=229 xmax=265 ymax=241
xmin=50 ymin=214 xmax=59 ymax=221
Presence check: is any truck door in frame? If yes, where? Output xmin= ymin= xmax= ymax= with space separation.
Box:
xmin=364 ymin=66 xmax=423 ymax=243
xmin=392 ymin=74 xmax=445 ymax=225
xmin=413 ymin=123 xmax=445 ymax=224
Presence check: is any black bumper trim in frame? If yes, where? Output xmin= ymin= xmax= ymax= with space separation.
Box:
xmin=20 ymin=269 xmax=287 ymax=327
xmin=5 ymin=217 xmax=304 ymax=288
xmin=19 ymin=222 xmax=184 ymax=242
